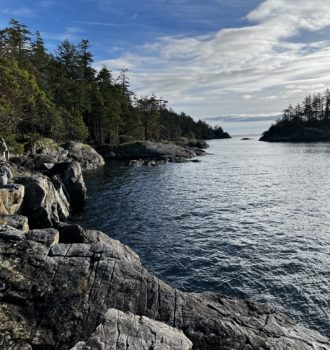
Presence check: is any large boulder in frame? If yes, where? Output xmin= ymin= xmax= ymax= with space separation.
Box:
xmin=0 ymin=225 xmax=328 ymax=350
xmin=62 ymin=142 xmax=105 ymax=170
xmin=0 ymin=214 xmax=29 ymax=232
xmin=72 ymin=308 xmax=193 ymax=350
xmin=0 ymin=184 xmax=25 ymax=215
xmin=49 ymin=162 xmax=87 ymax=211
xmin=15 ymin=175 xmax=70 ymax=228
xmin=98 ymin=141 xmax=196 ymax=161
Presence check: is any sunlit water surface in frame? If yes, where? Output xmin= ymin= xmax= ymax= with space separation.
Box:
xmin=75 ymin=137 xmax=330 ymax=336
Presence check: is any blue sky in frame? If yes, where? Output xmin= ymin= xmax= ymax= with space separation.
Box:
xmin=1 ymin=0 xmax=330 ymax=135
xmin=0 ymin=0 xmax=260 ymax=59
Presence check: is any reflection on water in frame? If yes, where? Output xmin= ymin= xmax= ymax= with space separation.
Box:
xmin=76 ymin=137 xmax=330 ymax=336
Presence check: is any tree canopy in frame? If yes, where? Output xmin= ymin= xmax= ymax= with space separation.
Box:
xmin=0 ymin=19 xmax=229 ymax=145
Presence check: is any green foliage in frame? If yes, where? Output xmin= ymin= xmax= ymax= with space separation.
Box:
xmin=0 ymin=19 xmax=228 ymax=145
xmin=2 ymin=134 xmax=24 ymax=155
xmin=265 ymin=89 xmax=330 ymax=135
xmin=0 ymin=59 xmax=41 ymax=133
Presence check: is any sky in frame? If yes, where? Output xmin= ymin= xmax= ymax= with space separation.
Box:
xmin=1 ymin=0 xmax=330 ymax=135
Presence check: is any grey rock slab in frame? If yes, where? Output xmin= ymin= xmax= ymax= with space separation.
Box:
xmin=71 ymin=308 xmax=193 ymax=350
xmin=16 ymin=175 xmax=70 ymax=228
xmin=26 ymin=228 xmax=59 ymax=247
xmin=0 ymin=224 xmax=25 ymax=241
xmin=0 ymin=214 xmax=29 ymax=232
xmin=50 ymin=162 xmax=87 ymax=211
xmin=0 ymin=225 xmax=328 ymax=350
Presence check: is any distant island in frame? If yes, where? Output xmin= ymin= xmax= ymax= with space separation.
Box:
xmin=260 ymin=89 xmax=330 ymax=142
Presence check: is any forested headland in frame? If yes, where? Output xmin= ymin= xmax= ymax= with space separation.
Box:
xmin=261 ymin=90 xmax=330 ymax=142
xmin=0 ymin=19 xmax=229 ymax=153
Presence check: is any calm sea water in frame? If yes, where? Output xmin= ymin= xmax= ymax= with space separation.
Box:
xmin=76 ymin=137 xmax=330 ymax=336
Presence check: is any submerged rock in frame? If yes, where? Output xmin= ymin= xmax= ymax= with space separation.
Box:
xmin=0 ymin=224 xmax=328 ymax=349
xmin=71 ymin=308 xmax=193 ymax=350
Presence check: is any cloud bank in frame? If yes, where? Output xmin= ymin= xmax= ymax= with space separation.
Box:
xmin=95 ymin=0 xmax=330 ymax=122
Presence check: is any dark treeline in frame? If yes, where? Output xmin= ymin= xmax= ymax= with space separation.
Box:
xmin=266 ymin=89 xmax=330 ymax=132
xmin=0 ymin=19 xmax=228 ymax=148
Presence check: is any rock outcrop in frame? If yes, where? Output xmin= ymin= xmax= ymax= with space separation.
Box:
xmin=72 ymin=308 xmax=193 ymax=350
xmin=62 ymin=141 xmax=105 ymax=170
xmin=97 ymin=141 xmax=197 ymax=162
xmin=56 ymin=161 xmax=87 ymax=211
xmin=26 ymin=228 xmax=59 ymax=247
xmin=15 ymin=175 xmax=70 ymax=228
xmin=0 ymin=224 xmax=328 ymax=350
xmin=12 ymin=138 xmax=104 ymax=171
xmin=11 ymin=161 xmax=86 ymax=228
xmin=0 ymin=184 xmax=25 ymax=215
xmin=0 ymin=214 xmax=29 ymax=232
xmin=46 ymin=161 xmax=87 ymax=212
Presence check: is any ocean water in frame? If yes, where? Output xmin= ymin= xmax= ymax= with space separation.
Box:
xmin=75 ymin=137 xmax=330 ymax=336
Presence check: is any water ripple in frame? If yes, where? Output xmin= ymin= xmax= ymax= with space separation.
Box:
xmin=76 ymin=137 xmax=330 ymax=336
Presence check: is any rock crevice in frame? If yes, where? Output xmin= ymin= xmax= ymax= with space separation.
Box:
xmin=0 ymin=225 xmax=328 ymax=350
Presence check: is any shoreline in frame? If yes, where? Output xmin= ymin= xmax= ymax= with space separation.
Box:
xmin=0 ymin=138 xmax=329 ymax=349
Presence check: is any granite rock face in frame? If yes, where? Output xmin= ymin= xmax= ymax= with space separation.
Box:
xmin=0 ymin=214 xmax=29 ymax=232
xmin=0 ymin=224 xmax=328 ymax=350
xmin=72 ymin=308 xmax=193 ymax=350
xmin=15 ymin=175 xmax=70 ymax=228
xmin=26 ymin=228 xmax=59 ymax=247
xmin=0 ymin=160 xmax=86 ymax=229
xmin=62 ymin=141 xmax=105 ymax=170
xmin=55 ymin=161 xmax=87 ymax=211
xmin=0 ymin=184 xmax=25 ymax=215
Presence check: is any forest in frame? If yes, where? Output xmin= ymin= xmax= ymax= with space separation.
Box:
xmin=0 ymin=19 xmax=228 ymax=151
xmin=265 ymin=90 xmax=330 ymax=133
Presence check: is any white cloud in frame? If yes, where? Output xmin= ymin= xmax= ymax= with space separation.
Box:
xmin=94 ymin=0 xmax=330 ymax=121
xmin=2 ymin=7 xmax=37 ymax=18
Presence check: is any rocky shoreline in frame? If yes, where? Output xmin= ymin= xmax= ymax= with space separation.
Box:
xmin=260 ymin=126 xmax=330 ymax=142
xmin=96 ymin=139 xmax=210 ymax=166
xmin=0 ymin=138 xmax=329 ymax=349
